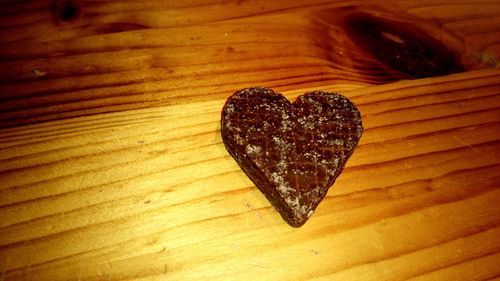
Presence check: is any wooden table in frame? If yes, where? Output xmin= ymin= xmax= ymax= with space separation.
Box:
xmin=1 ymin=1 xmax=500 ymax=280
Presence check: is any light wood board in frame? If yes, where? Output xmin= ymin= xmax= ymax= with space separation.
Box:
xmin=1 ymin=1 xmax=500 ymax=280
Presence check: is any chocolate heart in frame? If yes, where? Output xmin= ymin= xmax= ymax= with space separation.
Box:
xmin=221 ymin=87 xmax=363 ymax=227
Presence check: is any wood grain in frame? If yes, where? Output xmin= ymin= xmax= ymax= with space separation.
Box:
xmin=1 ymin=0 xmax=500 ymax=280
xmin=1 ymin=67 xmax=499 ymax=280
xmin=1 ymin=0 xmax=499 ymax=127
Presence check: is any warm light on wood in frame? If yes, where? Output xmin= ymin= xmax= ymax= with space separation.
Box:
xmin=0 ymin=1 xmax=499 ymax=280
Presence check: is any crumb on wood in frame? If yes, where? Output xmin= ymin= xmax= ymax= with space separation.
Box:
xmin=24 ymin=68 xmax=47 ymax=78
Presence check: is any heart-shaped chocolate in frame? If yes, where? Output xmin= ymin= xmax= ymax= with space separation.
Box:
xmin=221 ymin=87 xmax=363 ymax=227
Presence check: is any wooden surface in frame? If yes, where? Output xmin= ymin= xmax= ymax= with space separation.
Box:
xmin=1 ymin=1 xmax=500 ymax=280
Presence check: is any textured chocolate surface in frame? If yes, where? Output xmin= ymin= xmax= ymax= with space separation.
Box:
xmin=221 ymin=87 xmax=363 ymax=227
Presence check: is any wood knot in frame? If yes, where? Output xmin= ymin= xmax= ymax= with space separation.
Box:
xmin=53 ymin=0 xmax=80 ymax=22
xmin=344 ymin=12 xmax=463 ymax=78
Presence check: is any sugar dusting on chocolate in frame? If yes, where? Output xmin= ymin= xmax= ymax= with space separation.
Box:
xmin=221 ymin=87 xmax=363 ymax=227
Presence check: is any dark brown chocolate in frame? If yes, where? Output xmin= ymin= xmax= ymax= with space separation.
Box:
xmin=221 ymin=87 xmax=363 ymax=227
